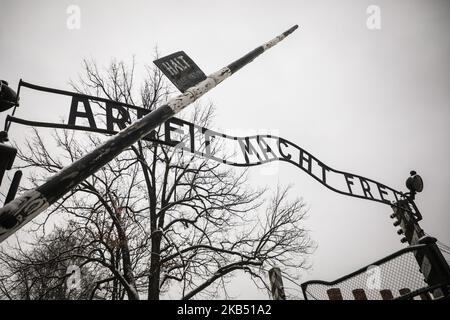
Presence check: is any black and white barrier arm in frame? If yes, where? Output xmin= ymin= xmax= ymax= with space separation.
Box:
xmin=0 ymin=25 xmax=299 ymax=243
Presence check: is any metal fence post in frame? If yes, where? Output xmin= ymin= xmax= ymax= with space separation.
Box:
xmin=268 ymin=267 xmax=286 ymax=300
xmin=391 ymin=200 xmax=450 ymax=299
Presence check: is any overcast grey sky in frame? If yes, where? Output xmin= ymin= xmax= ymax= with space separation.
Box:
xmin=1 ymin=0 xmax=449 ymax=299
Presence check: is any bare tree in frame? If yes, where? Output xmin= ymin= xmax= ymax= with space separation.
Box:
xmin=0 ymin=55 xmax=315 ymax=300
xmin=0 ymin=226 xmax=99 ymax=300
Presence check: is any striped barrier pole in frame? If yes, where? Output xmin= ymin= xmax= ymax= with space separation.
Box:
xmin=0 ymin=25 xmax=299 ymax=243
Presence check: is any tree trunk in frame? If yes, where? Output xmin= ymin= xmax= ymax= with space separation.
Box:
xmin=118 ymin=230 xmax=139 ymax=300
xmin=148 ymin=231 xmax=161 ymax=300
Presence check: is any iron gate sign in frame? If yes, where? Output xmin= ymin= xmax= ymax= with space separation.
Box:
xmin=5 ymin=80 xmax=415 ymax=214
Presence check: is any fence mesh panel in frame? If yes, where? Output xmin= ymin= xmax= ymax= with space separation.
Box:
xmin=302 ymin=246 xmax=431 ymax=300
